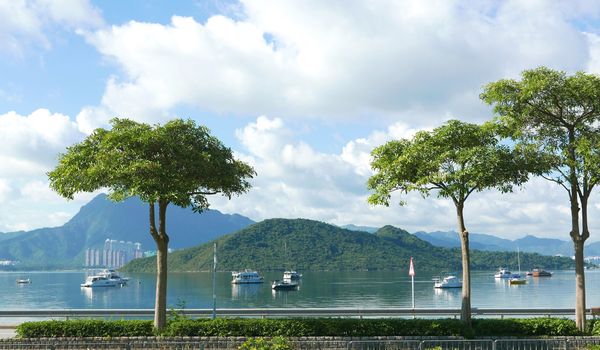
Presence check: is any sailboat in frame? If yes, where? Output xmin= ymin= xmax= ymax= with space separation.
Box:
xmin=509 ymin=247 xmax=526 ymax=285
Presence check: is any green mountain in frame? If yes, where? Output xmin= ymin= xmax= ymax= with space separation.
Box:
xmin=0 ymin=194 xmax=254 ymax=269
xmin=121 ymin=218 xmax=576 ymax=272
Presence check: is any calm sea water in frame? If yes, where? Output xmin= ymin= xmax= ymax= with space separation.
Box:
xmin=1 ymin=270 xmax=600 ymax=311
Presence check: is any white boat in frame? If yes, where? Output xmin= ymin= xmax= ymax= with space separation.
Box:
xmin=283 ymin=270 xmax=302 ymax=280
xmin=231 ymin=270 xmax=264 ymax=284
xmin=272 ymin=279 xmax=299 ymax=290
xmin=99 ymin=269 xmax=129 ymax=284
xmin=433 ymin=275 xmax=462 ymax=289
xmin=80 ymin=275 xmax=120 ymax=288
xmin=494 ymin=268 xmax=516 ymax=278
xmin=16 ymin=278 xmax=31 ymax=284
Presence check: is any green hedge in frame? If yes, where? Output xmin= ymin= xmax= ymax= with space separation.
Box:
xmin=472 ymin=318 xmax=580 ymax=337
xmin=16 ymin=320 xmax=154 ymax=338
xmin=16 ymin=317 xmax=585 ymax=339
xmin=161 ymin=318 xmax=467 ymax=337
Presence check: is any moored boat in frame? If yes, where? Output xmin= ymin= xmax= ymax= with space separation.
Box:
xmin=272 ymin=279 xmax=299 ymax=290
xmin=283 ymin=270 xmax=302 ymax=280
xmin=494 ymin=268 xmax=515 ymax=278
xmin=99 ymin=269 xmax=129 ymax=284
xmin=530 ymin=268 xmax=552 ymax=277
xmin=509 ymin=248 xmax=526 ymax=285
xmin=509 ymin=277 xmax=527 ymax=285
xmin=16 ymin=278 xmax=31 ymax=284
xmin=81 ymin=275 xmax=119 ymax=288
xmin=231 ymin=270 xmax=264 ymax=284
xmin=433 ymin=275 xmax=462 ymax=289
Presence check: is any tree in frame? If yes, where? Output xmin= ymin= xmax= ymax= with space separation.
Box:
xmin=481 ymin=67 xmax=600 ymax=331
xmin=48 ymin=118 xmax=255 ymax=330
xmin=367 ymin=120 xmax=532 ymax=325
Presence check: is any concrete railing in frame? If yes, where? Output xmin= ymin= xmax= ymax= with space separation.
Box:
xmin=0 ymin=307 xmax=596 ymax=320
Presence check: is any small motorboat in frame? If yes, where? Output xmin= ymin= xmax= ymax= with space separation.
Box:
xmin=509 ymin=277 xmax=527 ymax=285
xmin=272 ymin=279 xmax=299 ymax=290
xmin=433 ymin=275 xmax=462 ymax=289
xmin=16 ymin=278 xmax=31 ymax=284
xmin=494 ymin=268 xmax=518 ymax=278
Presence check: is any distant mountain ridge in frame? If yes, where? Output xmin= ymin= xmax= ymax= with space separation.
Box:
xmin=413 ymin=230 xmax=599 ymax=256
xmin=121 ymin=218 xmax=575 ymax=272
xmin=0 ymin=194 xmax=254 ymax=269
xmin=342 ymin=225 xmax=600 ymax=257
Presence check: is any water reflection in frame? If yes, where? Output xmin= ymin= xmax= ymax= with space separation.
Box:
xmin=0 ymin=270 xmax=597 ymax=310
xmin=231 ymin=283 xmax=262 ymax=300
xmin=433 ymin=287 xmax=461 ymax=302
xmin=81 ymin=286 xmax=116 ymax=306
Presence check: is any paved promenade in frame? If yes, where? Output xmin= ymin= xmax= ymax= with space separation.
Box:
xmin=0 ymin=326 xmax=16 ymax=339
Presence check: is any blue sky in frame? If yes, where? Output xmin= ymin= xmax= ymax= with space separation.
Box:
xmin=2 ymin=0 xmax=600 ymax=241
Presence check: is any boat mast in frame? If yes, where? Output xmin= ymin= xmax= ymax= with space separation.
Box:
xmin=517 ymin=247 xmax=521 ymax=275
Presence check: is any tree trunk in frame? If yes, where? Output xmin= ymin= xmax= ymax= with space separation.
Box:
xmin=574 ymin=236 xmax=586 ymax=330
xmin=574 ymin=195 xmax=589 ymax=331
xmin=149 ymin=201 xmax=170 ymax=330
xmin=566 ymin=129 xmax=586 ymax=331
xmin=456 ymin=203 xmax=471 ymax=326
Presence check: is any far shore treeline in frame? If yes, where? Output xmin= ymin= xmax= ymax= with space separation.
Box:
xmin=120 ymin=218 xmax=576 ymax=273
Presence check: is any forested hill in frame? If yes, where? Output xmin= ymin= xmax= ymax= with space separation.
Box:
xmin=121 ymin=218 xmax=575 ymax=272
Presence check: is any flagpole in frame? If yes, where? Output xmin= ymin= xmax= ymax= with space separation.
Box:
xmin=411 ymin=274 xmax=415 ymax=309
xmin=409 ymin=257 xmax=415 ymax=310
xmin=212 ymin=242 xmax=217 ymax=319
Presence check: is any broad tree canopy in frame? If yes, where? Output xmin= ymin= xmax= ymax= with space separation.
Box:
xmin=481 ymin=67 xmax=600 ymax=331
xmin=481 ymin=67 xmax=600 ymax=206
xmin=368 ymin=120 xmax=532 ymax=208
xmin=48 ymin=118 xmax=255 ymax=330
xmin=368 ymin=119 xmax=534 ymax=325
xmin=49 ymin=118 xmax=255 ymax=210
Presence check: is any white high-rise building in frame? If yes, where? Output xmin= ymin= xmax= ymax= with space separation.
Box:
xmin=84 ymin=238 xmax=143 ymax=268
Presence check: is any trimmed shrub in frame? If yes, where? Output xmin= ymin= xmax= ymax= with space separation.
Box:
xmin=16 ymin=320 xmax=154 ymax=338
xmin=15 ymin=317 xmax=582 ymax=338
xmin=163 ymin=318 xmax=468 ymax=337
xmin=472 ymin=318 xmax=580 ymax=337
xmin=239 ymin=336 xmax=293 ymax=350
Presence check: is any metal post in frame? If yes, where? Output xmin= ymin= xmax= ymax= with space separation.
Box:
xmin=409 ymin=257 xmax=415 ymax=310
xmin=212 ymin=242 xmax=217 ymax=320
xmin=411 ymin=275 xmax=415 ymax=309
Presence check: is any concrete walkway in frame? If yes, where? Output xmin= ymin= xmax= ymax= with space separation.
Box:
xmin=0 ymin=325 xmax=16 ymax=339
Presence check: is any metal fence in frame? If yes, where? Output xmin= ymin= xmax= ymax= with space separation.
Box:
xmin=0 ymin=341 xmax=207 ymax=349
xmin=347 ymin=339 xmax=600 ymax=350
xmin=0 ymin=339 xmax=599 ymax=350
xmin=0 ymin=307 xmax=596 ymax=321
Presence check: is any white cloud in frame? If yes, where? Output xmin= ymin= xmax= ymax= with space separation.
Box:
xmin=75 ymin=106 xmax=111 ymax=135
xmin=0 ymin=109 xmax=94 ymax=232
xmin=210 ymin=116 xmax=600 ymax=241
xmin=79 ymin=0 xmax=598 ymax=128
xmin=0 ymin=0 xmax=103 ymax=56
xmin=0 ymin=109 xmax=84 ymax=176
xmin=0 ymin=179 xmax=12 ymax=202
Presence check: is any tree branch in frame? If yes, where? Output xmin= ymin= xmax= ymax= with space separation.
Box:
xmin=540 ymin=174 xmax=570 ymax=193
xmin=189 ymin=190 xmax=219 ymax=195
xmin=525 ymin=101 xmax=570 ymax=128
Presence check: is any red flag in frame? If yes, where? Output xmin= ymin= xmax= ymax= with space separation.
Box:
xmin=408 ymin=257 xmax=415 ymax=276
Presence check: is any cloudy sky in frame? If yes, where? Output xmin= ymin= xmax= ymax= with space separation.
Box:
xmin=2 ymin=0 xmax=600 ymax=241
